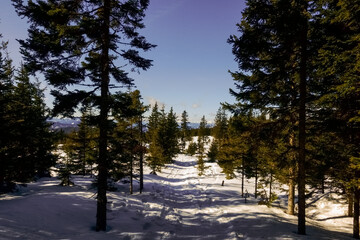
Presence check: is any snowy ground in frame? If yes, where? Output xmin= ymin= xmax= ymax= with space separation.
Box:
xmin=0 ymin=153 xmax=354 ymax=239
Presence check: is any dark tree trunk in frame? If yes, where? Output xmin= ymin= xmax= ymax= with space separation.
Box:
xmin=354 ymin=188 xmax=360 ymax=239
xmin=241 ymin=165 xmax=245 ymax=198
xmin=349 ymin=192 xmax=354 ymax=217
xmin=130 ymin=156 xmax=133 ymax=194
xmin=288 ymin=135 xmax=295 ymax=216
xmin=254 ymin=164 xmax=258 ymax=199
xmin=321 ymin=176 xmax=325 ymax=194
xmin=297 ymin=3 xmax=308 ymax=233
xmin=83 ymin=133 xmax=86 ymax=176
xmin=269 ymin=172 xmax=273 ymax=201
xmin=96 ymin=0 xmax=110 ymax=232
xmin=139 ymin=117 xmax=144 ymax=193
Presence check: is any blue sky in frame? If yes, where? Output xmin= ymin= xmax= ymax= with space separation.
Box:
xmin=0 ymin=0 xmax=245 ymax=123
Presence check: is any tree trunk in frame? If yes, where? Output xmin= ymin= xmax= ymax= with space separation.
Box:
xmin=254 ymin=164 xmax=258 ymax=199
xmin=269 ymin=172 xmax=273 ymax=201
xmin=288 ymin=134 xmax=295 ymax=215
xmin=321 ymin=176 xmax=325 ymax=194
xmin=130 ymin=155 xmax=133 ymax=194
xmin=139 ymin=116 xmax=144 ymax=193
xmin=349 ymin=192 xmax=354 ymax=217
xmin=241 ymin=165 xmax=245 ymax=198
xmin=83 ymin=132 xmax=86 ymax=176
xmin=297 ymin=1 xmax=308 ymax=234
xmin=96 ymin=0 xmax=110 ymax=232
xmin=354 ymin=188 xmax=360 ymax=239
xmin=288 ymin=172 xmax=295 ymax=215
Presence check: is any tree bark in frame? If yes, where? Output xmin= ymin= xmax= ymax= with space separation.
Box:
xmin=269 ymin=172 xmax=273 ymax=201
xmin=288 ymin=134 xmax=295 ymax=215
xmin=288 ymin=170 xmax=295 ymax=215
xmin=297 ymin=2 xmax=308 ymax=233
xmin=139 ymin=116 xmax=144 ymax=193
xmin=254 ymin=164 xmax=258 ymax=199
xmin=130 ymin=156 xmax=133 ymax=194
xmin=354 ymin=188 xmax=360 ymax=239
xmin=241 ymin=165 xmax=245 ymax=198
xmin=96 ymin=0 xmax=110 ymax=232
xmin=349 ymin=192 xmax=354 ymax=217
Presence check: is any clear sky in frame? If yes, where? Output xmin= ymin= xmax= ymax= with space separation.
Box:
xmin=0 ymin=0 xmax=245 ymax=123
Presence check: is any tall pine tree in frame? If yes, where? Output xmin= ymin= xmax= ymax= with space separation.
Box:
xmin=13 ymin=0 xmax=155 ymax=231
xmin=228 ymin=0 xmax=314 ymax=234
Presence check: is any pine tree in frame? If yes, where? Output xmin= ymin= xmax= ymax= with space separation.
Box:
xmin=147 ymin=103 xmax=165 ymax=174
xmin=180 ymin=110 xmax=191 ymax=152
xmin=0 ymin=37 xmax=14 ymax=188
xmin=197 ymin=115 xmax=209 ymax=154
xmin=13 ymin=66 xmax=56 ymax=180
xmin=146 ymin=105 xmax=179 ymax=173
xmin=313 ymin=1 xmax=360 ymax=237
xmin=212 ymin=107 xmax=228 ymax=145
xmin=208 ymin=107 xmax=228 ymax=163
xmin=0 ymin=63 xmax=55 ymax=188
xmin=163 ymin=107 xmax=179 ymax=162
xmin=110 ymin=90 xmax=147 ymax=194
xmin=13 ymin=0 xmax=155 ymax=231
xmin=228 ymin=0 xmax=314 ymax=233
xmin=62 ymin=108 xmax=98 ymax=177
xmin=196 ymin=115 xmax=209 ymax=175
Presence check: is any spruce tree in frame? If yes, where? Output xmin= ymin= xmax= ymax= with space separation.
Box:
xmin=0 ymin=38 xmax=14 ymax=188
xmin=180 ymin=110 xmax=191 ymax=152
xmin=0 ymin=63 xmax=55 ymax=187
xmin=147 ymin=103 xmax=166 ymax=174
xmin=13 ymin=0 xmax=155 ymax=231
xmin=62 ymin=108 xmax=98 ymax=177
xmin=196 ymin=115 xmax=208 ymax=175
xmin=212 ymin=107 xmax=228 ymax=145
xmin=228 ymin=0 xmax=314 ymax=233
xmin=313 ymin=1 xmax=360 ymax=237
xmin=197 ymin=115 xmax=209 ymax=154
xmin=110 ymin=90 xmax=147 ymax=193
xmin=163 ymin=107 xmax=179 ymax=162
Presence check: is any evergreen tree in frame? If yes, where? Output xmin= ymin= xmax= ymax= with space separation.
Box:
xmin=180 ymin=110 xmax=191 ymax=152
xmin=228 ymin=0 xmax=314 ymax=233
xmin=197 ymin=115 xmax=209 ymax=154
xmin=62 ymin=108 xmax=98 ymax=177
xmin=0 ymin=37 xmax=14 ymax=188
xmin=197 ymin=115 xmax=208 ymax=175
xmin=212 ymin=107 xmax=228 ymax=144
xmin=147 ymin=103 xmax=165 ymax=174
xmin=208 ymin=107 xmax=228 ymax=163
xmin=146 ymin=105 xmax=179 ymax=173
xmin=13 ymin=0 xmax=155 ymax=231
xmin=163 ymin=107 xmax=179 ymax=162
xmin=313 ymin=1 xmax=360 ymax=237
xmin=0 ymin=63 xmax=55 ymax=188
xmin=207 ymin=141 xmax=219 ymax=163
xmin=13 ymin=66 xmax=56 ymax=180
xmin=110 ymin=90 xmax=147 ymax=194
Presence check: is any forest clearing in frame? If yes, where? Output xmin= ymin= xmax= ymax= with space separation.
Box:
xmin=1 ymin=0 xmax=359 ymax=238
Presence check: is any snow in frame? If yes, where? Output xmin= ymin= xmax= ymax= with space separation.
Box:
xmin=0 ymin=153 xmax=354 ymax=239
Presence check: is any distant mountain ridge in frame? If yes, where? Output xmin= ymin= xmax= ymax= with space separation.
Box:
xmin=48 ymin=118 xmax=210 ymax=132
xmin=48 ymin=118 xmax=80 ymax=133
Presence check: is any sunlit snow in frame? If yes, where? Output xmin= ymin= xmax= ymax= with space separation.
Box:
xmin=0 ymin=152 xmax=354 ymax=239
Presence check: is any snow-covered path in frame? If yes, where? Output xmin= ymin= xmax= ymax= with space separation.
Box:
xmin=0 ymin=154 xmax=354 ymax=239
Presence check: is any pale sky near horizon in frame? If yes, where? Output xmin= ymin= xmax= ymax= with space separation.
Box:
xmin=0 ymin=0 xmax=246 ymax=123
